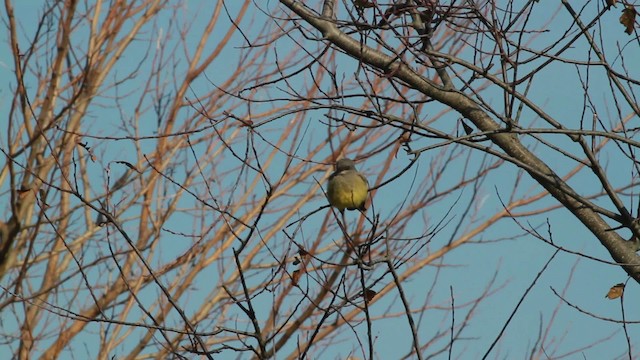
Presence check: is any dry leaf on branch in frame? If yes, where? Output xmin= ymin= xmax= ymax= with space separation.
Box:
xmin=354 ymin=0 xmax=375 ymax=9
xmin=363 ymin=288 xmax=377 ymax=304
xmin=605 ymin=283 xmax=625 ymax=299
xmin=620 ymin=6 xmax=637 ymax=35
xmin=291 ymin=270 xmax=302 ymax=286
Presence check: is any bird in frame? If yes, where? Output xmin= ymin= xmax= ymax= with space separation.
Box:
xmin=327 ymin=158 xmax=369 ymax=215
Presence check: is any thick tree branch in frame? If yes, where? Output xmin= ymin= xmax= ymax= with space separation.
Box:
xmin=279 ymin=0 xmax=640 ymax=281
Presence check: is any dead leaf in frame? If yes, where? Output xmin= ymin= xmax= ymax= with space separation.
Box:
xmin=96 ymin=213 xmax=109 ymax=227
xmin=461 ymin=120 xmax=474 ymax=135
xmin=292 ymin=270 xmax=302 ymax=286
xmin=605 ymin=283 xmax=625 ymax=299
xmin=363 ymin=288 xmax=377 ymax=304
xmin=620 ymin=6 xmax=636 ymax=35
xmin=606 ymin=0 xmax=617 ymax=8
xmin=298 ymin=248 xmax=311 ymax=263
xmin=354 ymin=0 xmax=375 ymax=9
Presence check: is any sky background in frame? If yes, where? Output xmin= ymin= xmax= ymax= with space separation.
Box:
xmin=1 ymin=1 xmax=640 ymax=359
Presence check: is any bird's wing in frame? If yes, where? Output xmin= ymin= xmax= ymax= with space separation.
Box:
xmin=357 ymin=172 xmax=369 ymax=189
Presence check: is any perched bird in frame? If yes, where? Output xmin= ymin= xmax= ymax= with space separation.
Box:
xmin=327 ymin=158 xmax=369 ymax=215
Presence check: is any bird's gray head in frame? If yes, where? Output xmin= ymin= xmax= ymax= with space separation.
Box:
xmin=335 ymin=158 xmax=356 ymax=171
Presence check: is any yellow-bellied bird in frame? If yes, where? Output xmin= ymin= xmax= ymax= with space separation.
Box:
xmin=327 ymin=158 xmax=369 ymax=215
